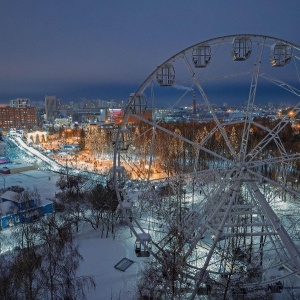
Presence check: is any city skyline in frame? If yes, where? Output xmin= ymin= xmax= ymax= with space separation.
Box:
xmin=0 ymin=1 xmax=300 ymax=103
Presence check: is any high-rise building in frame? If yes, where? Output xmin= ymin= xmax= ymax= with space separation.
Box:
xmin=45 ymin=95 xmax=59 ymax=122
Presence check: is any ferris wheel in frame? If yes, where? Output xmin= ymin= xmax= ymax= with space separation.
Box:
xmin=111 ymin=34 xmax=300 ymax=299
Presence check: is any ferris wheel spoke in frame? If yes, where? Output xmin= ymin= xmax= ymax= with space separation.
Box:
xmin=247 ymin=181 xmax=300 ymax=274
xmin=247 ymin=119 xmax=291 ymax=162
xmin=246 ymin=168 xmax=299 ymax=198
xmin=182 ymin=53 xmax=238 ymax=160
xmin=247 ymin=99 xmax=300 ymax=163
xmin=247 ymin=152 xmax=300 ymax=169
xmin=248 ymin=138 xmax=289 ymax=164
xmin=132 ymin=113 xmax=233 ymax=165
xmin=240 ymin=38 xmax=265 ymax=161
xmin=260 ymin=73 xmax=300 ymax=97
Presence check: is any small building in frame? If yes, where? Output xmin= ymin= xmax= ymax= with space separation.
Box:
xmin=0 ymin=164 xmax=38 ymax=174
xmin=0 ymin=190 xmax=53 ymax=229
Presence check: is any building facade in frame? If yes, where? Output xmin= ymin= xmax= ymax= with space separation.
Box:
xmin=0 ymin=190 xmax=53 ymax=229
xmin=0 ymin=106 xmax=37 ymax=130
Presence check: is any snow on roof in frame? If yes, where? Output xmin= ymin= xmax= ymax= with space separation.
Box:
xmin=3 ymin=164 xmax=38 ymax=170
xmin=0 ymin=201 xmax=18 ymax=215
xmin=136 ymin=232 xmax=151 ymax=242
xmin=1 ymin=190 xmax=19 ymax=201
xmin=1 ymin=190 xmax=34 ymax=203
xmin=1 ymin=170 xmax=61 ymax=200
xmin=40 ymin=198 xmax=53 ymax=206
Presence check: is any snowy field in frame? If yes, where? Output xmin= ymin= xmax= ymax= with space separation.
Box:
xmin=76 ymin=225 xmax=146 ymax=300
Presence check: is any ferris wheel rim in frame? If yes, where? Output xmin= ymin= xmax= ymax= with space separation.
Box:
xmin=123 ymin=34 xmax=300 ymax=111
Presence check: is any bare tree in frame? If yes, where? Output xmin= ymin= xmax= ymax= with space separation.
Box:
xmin=0 ymin=255 xmax=17 ymax=300
xmin=10 ymin=245 xmax=43 ymax=300
xmin=1 ymin=211 xmax=95 ymax=300
xmin=37 ymin=215 xmax=95 ymax=300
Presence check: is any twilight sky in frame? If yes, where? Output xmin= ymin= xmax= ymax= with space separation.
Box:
xmin=0 ymin=0 xmax=300 ymax=104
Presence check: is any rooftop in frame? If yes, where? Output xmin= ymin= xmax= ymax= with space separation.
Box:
xmin=0 ymin=169 xmax=61 ymax=200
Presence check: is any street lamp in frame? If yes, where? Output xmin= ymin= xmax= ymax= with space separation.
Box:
xmin=0 ymin=175 xmax=5 ymax=188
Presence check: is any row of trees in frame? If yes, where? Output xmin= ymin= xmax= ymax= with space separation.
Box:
xmin=48 ymin=124 xmax=113 ymax=154
xmin=52 ymin=116 xmax=300 ymax=190
xmin=129 ymin=118 xmax=300 ymax=180
xmin=45 ymin=115 xmax=300 ymax=181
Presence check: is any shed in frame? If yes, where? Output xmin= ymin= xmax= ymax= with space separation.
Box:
xmin=0 ymin=190 xmax=53 ymax=229
xmin=0 ymin=201 xmax=18 ymax=229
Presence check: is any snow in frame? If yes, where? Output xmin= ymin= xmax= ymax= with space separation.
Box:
xmin=0 ymin=200 xmax=18 ymax=215
xmin=1 ymin=190 xmax=19 ymax=201
xmin=76 ymin=227 xmax=144 ymax=300
xmin=0 ymin=166 xmax=146 ymax=299
xmin=0 ymin=169 xmax=61 ymax=200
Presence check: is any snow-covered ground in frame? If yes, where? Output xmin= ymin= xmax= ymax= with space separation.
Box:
xmin=0 ymin=217 xmax=145 ymax=299
xmin=76 ymin=225 xmax=146 ymax=300
xmin=6 ymin=135 xmax=62 ymax=172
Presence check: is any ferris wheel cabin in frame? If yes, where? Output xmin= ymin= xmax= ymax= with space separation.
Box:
xmin=156 ymin=63 xmax=175 ymax=86
xmin=116 ymin=201 xmax=133 ymax=224
xmin=134 ymin=233 xmax=152 ymax=257
xmin=232 ymin=37 xmax=252 ymax=61
xmin=112 ymin=127 xmax=131 ymax=151
xmin=129 ymin=92 xmax=147 ymax=114
xmin=270 ymin=42 xmax=292 ymax=67
xmin=192 ymin=45 xmax=211 ymax=68
xmin=107 ymin=166 xmax=127 ymax=190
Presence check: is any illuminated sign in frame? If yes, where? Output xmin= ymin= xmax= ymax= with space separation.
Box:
xmin=108 ymin=109 xmax=123 ymax=124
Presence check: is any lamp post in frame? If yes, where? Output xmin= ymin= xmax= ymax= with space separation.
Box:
xmin=192 ymin=176 xmax=195 ymax=210
xmin=0 ymin=175 xmax=5 ymax=188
